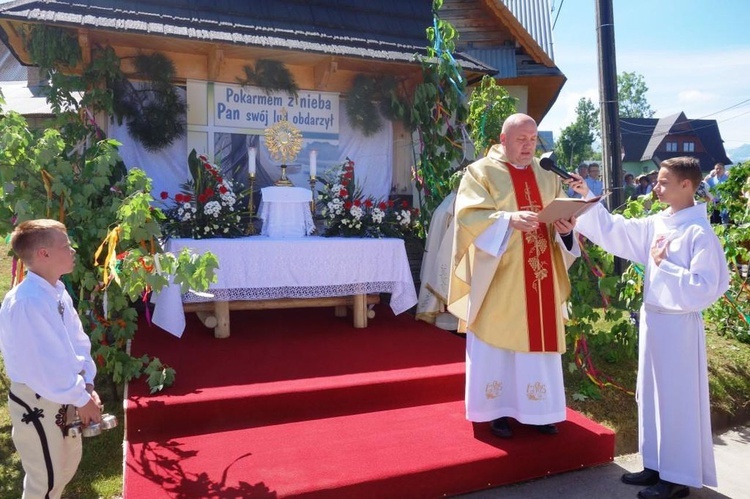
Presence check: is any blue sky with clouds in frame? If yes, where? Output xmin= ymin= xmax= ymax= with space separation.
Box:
xmin=540 ymin=0 xmax=750 ymax=151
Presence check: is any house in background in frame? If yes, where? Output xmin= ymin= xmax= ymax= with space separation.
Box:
xmin=621 ymin=112 xmax=732 ymax=176
xmin=0 ymin=0 xmax=565 ymax=199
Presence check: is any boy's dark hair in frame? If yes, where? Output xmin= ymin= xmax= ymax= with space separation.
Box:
xmin=10 ymin=219 xmax=67 ymax=263
xmin=660 ymin=156 xmax=703 ymax=190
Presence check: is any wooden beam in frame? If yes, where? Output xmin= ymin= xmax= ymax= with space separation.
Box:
xmin=78 ymin=29 xmax=91 ymax=66
xmin=313 ymin=57 xmax=337 ymax=90
xmin=207 ymin=46 xmax=224 ymax=81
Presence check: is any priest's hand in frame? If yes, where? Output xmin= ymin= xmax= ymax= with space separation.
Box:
xmin=509 ymin=211 xmax=539 ymax=232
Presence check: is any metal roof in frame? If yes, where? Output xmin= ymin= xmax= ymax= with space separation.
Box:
xmin=503 ymin=0 xmax=555 ymax=61
xmin=0 ymin=0 xmax=495 ymax=73
xmin=0 ymin=80 xmax=54 ymax=115
xmin=0 ymin=43 xmax=25 ymax=81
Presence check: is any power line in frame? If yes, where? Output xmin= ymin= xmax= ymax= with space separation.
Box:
xmin=618 ymin=97 xmax=750 ymax=128
xmin=551 ymin=0 xmax=565 ymax=31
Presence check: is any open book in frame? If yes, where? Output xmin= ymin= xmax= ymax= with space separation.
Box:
xmin=537 ymin=195 xmax=606 ymax=224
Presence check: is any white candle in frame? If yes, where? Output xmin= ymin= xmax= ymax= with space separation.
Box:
xmin=248 ymin=146 xmax=256 ymax=176
xmin=310 ymin=149 xmax=317 ymax=178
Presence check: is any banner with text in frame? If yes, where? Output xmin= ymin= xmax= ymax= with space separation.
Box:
xmin=212 ymin=82 xmax=339 ymax=140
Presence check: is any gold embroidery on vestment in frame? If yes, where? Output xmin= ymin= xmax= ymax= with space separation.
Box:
xmin=518 ymin=181 xmax=549 ymax=291
xmin=485 ymin=380 xmax=502 ymax=399
xmin=526 ymin=381 xmax=548 ymax=401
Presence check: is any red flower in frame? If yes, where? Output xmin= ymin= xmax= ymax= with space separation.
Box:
xmin=379 ymin=202 xmax=387 ymax=210
xmin=353 ymin=199 xmax=361 ymax=207
xmin=183 ymin=194 xmax=192 ymax=202
xmin=339 ymin=189 xmax=348 ymax=197
xmin=388 ymin=200 xmax=395 ymax=207
xmin=364 ymin=199 xmax=373 ymax=208
xmin=344 ymin=201 xmax=353 ymax=209
xmin=175 ymin=193 xmax=185 ymax=203
xmin=198 ymin=193 xmax=208 ymax=204
xmin=219 ymin=185 xmax=228 ymax=194
xmin=160 ymin=191 xmax=169 ymax=200
xmin=205 ymin=187 xmax=215 ymax=198
xmin=402 ymin=200 xmax=409 ymax=208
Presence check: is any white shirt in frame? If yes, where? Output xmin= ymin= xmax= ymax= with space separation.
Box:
xmin=0 ymin=271 xmax=95 ymax=407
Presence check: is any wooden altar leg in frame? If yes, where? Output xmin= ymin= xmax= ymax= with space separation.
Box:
xmin=352 ymin=294 xmax=367 ymax=328
xmin=214 ymin=301 xmax=230 ymax=338
xmin=196 ymin=311 xmax=218 ymax=329
xmin=334 ymin=305 xmax=347 ymax=317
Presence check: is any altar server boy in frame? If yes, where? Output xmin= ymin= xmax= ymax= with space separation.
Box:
xmin=568 ymin=157 xmax=729 ymax=499
xmin=0 ymin=219 xmax=101 ymax=499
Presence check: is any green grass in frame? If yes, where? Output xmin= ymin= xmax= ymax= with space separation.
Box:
xmin=0 ymin=243 xmax=749 ymax=497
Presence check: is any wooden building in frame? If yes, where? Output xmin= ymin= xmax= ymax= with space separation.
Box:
xmin=0 ymin=0 xmax=565 ymax=196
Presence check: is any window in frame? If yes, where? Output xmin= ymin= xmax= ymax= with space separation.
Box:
xmin=683 ymin=141 xmax=695 ymax=152
xmin=665 ymin=141 xmax=678 ymax=152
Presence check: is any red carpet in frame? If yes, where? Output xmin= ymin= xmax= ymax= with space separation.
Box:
xmin=124 ymin=306 xmax=614 ymax=498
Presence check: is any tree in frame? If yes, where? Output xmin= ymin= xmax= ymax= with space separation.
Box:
xmin=617 ymin=71 xmax=655 ymax=118
xmin=554 ymin=97 xmax=599 ymax=171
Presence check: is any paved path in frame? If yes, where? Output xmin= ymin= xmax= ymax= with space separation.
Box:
xmin=457 ymin=424 xmax=749 ymax=498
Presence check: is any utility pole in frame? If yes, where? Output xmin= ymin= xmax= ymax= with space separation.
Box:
xmin=595 ymin=0 xmax=625 ymax=274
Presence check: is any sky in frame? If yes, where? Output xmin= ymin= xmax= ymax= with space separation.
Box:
xmin=539 ymin=0 xmax=750 ymax=155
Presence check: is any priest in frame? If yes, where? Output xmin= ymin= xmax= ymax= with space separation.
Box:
xmin=448 ymin=113 xmax=579 ymax=438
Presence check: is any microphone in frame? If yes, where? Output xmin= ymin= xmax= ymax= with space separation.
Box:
xmin=539 ymin=156 xmax=573 ymax=180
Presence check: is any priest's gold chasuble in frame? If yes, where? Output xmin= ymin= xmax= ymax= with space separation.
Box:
xmin=448 ymin=146 xmax=571 ymax=353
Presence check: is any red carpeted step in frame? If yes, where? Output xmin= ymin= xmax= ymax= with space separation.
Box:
xmin=124 ymin=402 xmax=613 ymax=498
xmin=127 ymin=307 xmax=466 ymax=440
xmin=125 ymin=306 xmax=615 ymax=498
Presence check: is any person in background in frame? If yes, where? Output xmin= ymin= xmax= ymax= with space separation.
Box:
xmin=704 ymin=162 xmax=730 ymax=224
xmin=569 ymin=156 xmax=730 ymax=499
xmin=634 ymin=175 xmax=652 ymax=197
xmin=585 ymin=163 xmax=604 ymax=197
xmin=448 ymin=113 xmax=579 ymax=440
xmin=568 ymin=163 xmax=590 ymax=198
xmin=623 ymin=173 xmax=636 ymax=200
xmin=0 ymin=219 xmax=102 ymax=499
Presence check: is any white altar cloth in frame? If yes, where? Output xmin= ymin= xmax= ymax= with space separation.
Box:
xmin=258 ymin=186 xmax=315 ymax=238
xmin=152 ymin=236 xmax=418 ymax=337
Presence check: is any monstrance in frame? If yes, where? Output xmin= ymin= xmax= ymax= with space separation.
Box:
xmin=264 ymin=109 xmax=303 ymax=186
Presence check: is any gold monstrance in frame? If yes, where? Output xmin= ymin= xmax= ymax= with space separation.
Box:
xmin=264 ymin=109 xmax=303 ymax=186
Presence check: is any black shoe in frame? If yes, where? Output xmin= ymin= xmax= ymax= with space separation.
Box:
xmin=637 ymin=480 xmax=690 ymax=499
xmin=489 ymin=417 xmax=512 ymax=438
xmin=622 ymin=468 xmax=660 ymax=486
xmin=534 ymin=423 xmax=558 ymax=435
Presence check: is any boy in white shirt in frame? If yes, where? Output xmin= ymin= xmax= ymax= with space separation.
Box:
xmin=568 ymin=157 xmax=729 ymax=499
xmin=0 ymin=219 xmax=101 ymax=499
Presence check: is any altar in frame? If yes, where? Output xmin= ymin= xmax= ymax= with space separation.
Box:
xmin=151 ymin=236 xmax=418 ymax=338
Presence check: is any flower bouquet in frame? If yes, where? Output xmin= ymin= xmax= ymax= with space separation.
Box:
xmin=160 ymin=149 xmax=250 ymax=239
xmin=317 ymin=157 xmax=419 ymax=238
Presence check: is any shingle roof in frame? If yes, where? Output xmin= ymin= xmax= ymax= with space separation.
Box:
xmin=621 ymin=114 xmax=731 ymax=170
xmin=0 ymin=0 xmax=495 ymax=72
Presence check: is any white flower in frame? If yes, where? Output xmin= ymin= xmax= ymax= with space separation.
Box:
xmin=372 ymin=208 xmax=384 ymax=223
xmin=350 ymin=205 xmax=364 ymax=220
xmin=204 ymin=200 xmax=221 ymax=216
